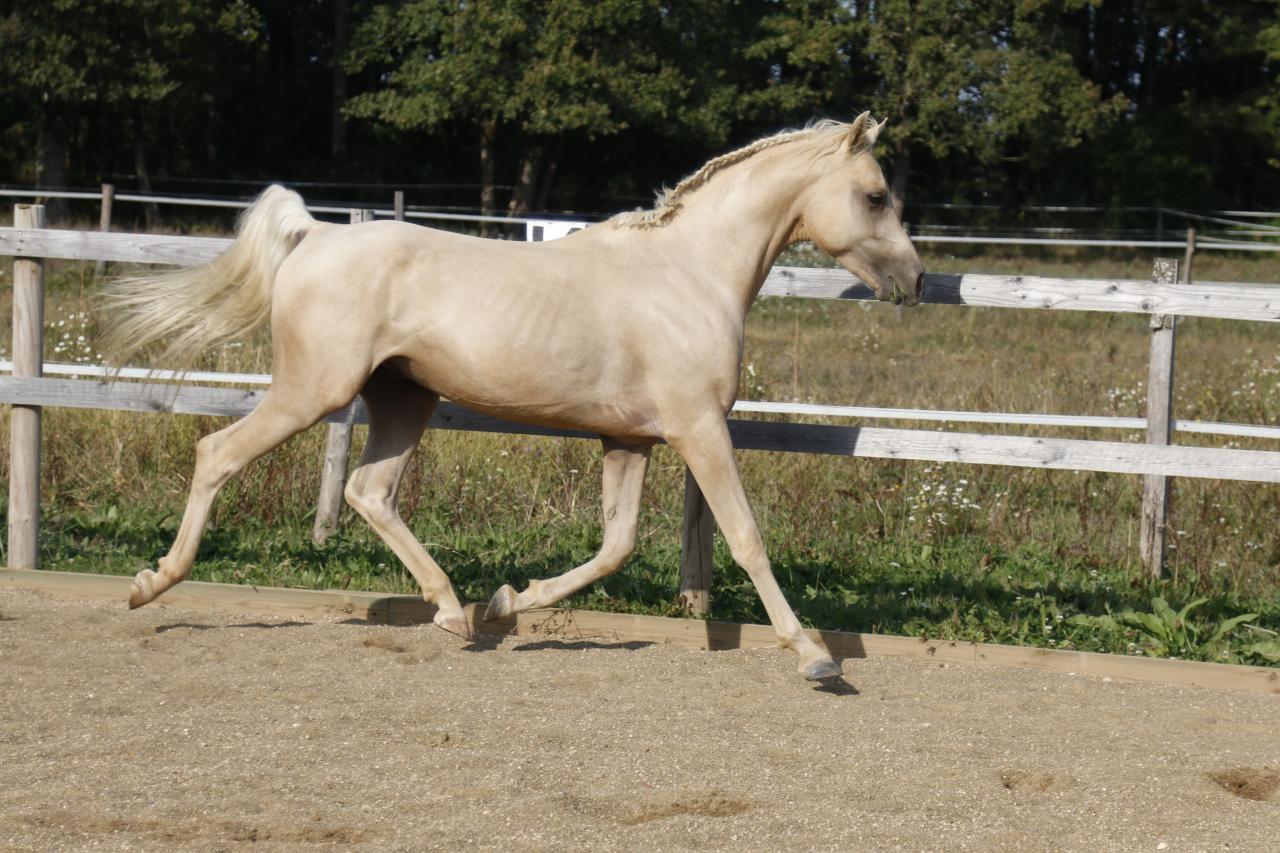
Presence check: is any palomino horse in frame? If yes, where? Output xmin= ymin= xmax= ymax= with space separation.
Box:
xmin=102 ymin=112 xmax=924 ymax=680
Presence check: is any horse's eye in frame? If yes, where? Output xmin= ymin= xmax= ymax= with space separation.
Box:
xmin=867 ymin=192 xmax=886 ymax=210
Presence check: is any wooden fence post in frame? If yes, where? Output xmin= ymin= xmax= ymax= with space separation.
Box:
xmin=679 ymin=468 xmax=715 ymax=614
xmin=312 ymin=208 xmax=371 ymax=544
xmin=9 ymin=204 xmax=45 ymax=569
xmin=1140 ymin=257 xmax=1179 ymax=579
xmin=393 ymin=190 xmax=405 ymax=222
xmin=1182 ymin=227 xmax=1196 ymax=284
xmin=93 ymin=183 xmax=114 ymax=278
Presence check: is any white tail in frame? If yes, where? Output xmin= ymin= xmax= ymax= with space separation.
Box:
xmin=99 ymin=184 xmax=319 ymax=372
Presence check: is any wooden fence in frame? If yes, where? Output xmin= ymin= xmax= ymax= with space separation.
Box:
xmin=4 ymin=206 xmax=1280 ymax=613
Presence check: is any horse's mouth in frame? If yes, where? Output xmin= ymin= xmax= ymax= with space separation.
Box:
xmin=885 ymin=273 xmax=924 ymax=307
xmin=884 ymin=280 xmax=917 ymax=306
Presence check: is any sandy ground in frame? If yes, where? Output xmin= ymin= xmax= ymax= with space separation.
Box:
xmin=1 ymin=588 xmax=1278 ymax=852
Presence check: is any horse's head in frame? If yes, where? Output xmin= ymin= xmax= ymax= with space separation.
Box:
xmin=798 ymin=113 xmax=925 ymax=306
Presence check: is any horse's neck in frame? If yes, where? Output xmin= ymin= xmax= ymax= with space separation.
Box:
xmin=658 ymin=152 xmax=808 ymax=314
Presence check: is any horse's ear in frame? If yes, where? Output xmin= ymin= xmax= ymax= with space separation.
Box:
xmin=846 ymin=111 xmax=883 ymax=152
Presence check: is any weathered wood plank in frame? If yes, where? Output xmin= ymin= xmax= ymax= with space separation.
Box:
xmin=0 ymin=568 xmax=393 ymax=623
xmin=722 ymin=417 xmax=1280 ymax=482
xmin=93 ymin=183 xmax=114 ymax=278
xmin=4 ymin=225 xmax=1280 ymax=321
xmin=13 ymin=361 xmax=1280 ymax=440
xmin=0 ymin=375 xmax=279 ymax=418
xmin=678 ymin=468 xmax=715 ymax=615
xmin=1141 ymin=259 xmax=1179 ymax=578
xmin=0 ymin=226 xmax=230 ymax=265
xmin=313 ymin=417 xmax=355 ymax=544
xmin=0 ymin=375 xmax=602 ymax=437
xmin=760 ymin=267 xmax=1280 ymax=321
xmin=4 ymin=568 xmax=1277 ymax=694
xmin=8 ymin=205 xmax=44 ymax=570
xmin=5 ymin=376 xmax=1280 ymax=482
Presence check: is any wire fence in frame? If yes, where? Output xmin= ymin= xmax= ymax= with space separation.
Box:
xmin=3 ymin=184 xmax=1279 ymax=252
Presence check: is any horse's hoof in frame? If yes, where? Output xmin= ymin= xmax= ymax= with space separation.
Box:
xmin=433 ymin=612 xmax=472 ymax=640
xmin=484 ymin=584 xmax=517 ymax=621
xmin=800 ymin=657 xmax=842 ymax=681
xmin=128 ymin=569 xmax=157 ymax=609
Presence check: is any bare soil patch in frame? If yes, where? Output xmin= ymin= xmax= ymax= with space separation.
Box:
xmin=1207 ymin=768 xmax=1280 ymax=801
xmin=999 ymin=770 xmax=1058 ymax=794
xmin=2 ymin=588 xmax=1278 ymax=852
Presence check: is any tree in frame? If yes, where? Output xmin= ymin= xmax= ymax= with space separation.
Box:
xmin=737 ymin=0 xmax=860 ymax=121
xmin=345 ymin=0 xmax=703 ymax=229
xmin=0 ymin=0 xmax=261 ymax=219
xmin=851 ymin=0 xmax=1123 ymax=216
xmin=1077 ymin=0 xmax=1280 ymax=208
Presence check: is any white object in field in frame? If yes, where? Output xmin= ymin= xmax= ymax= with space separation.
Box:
xmin=525 ymin=219 xmax=589 ymax=242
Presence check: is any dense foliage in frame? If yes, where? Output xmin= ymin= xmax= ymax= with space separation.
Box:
xmin=2 ymin=1 xmax=1279 ymax=220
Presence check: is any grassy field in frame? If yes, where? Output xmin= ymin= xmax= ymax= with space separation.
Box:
xmin=2 ymin=243 xmax=1279 ymax=666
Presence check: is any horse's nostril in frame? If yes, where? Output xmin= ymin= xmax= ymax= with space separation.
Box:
xmin=916 ymin=272 xmax=925 ymax=296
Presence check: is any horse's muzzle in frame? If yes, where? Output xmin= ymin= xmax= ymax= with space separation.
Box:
xmin=888 ymin=272 xmax=925 ymax=307
xmin=905 ymin=272 xmax=925 ymax=307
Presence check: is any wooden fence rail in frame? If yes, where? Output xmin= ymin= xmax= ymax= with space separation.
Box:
xmin=4 ymin=214 xmax=1280 ymax=610
xmin=5 ymin=225 xmax=1280 ymax=321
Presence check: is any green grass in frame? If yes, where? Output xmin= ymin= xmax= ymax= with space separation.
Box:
xmin=2 ymin=247 xmax=1279 ymax=665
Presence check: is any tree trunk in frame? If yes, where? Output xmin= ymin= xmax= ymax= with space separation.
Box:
xmin=36 ymin=109 xmax=69 ymax=222
xmin=889 ymin=142 xmax=911 ymax=222
xmin=132 ymin=128 xmax=161 ymax=229
xmin=478 ymin=120 xmax=498 ymax=238
xmin=505 ymin=143 xmax=544 ymax=237
xmin=331 ymin=0 xmax=349 ymax=159
xmin=533 ymin=139 xmax=563 ymax=213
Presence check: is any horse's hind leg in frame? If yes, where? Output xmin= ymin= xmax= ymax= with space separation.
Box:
xmin=129 ymin=384 xmax=349 ymax=608
xmin=485 ymin=438 xmax=652 ymax=618
xmin=342 ymin=369 xmax=469 ymax=637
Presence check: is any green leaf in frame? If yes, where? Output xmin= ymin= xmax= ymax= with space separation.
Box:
xmin=1151 ymin=597 xmax=1178 ymax=623
xmin=1175 ymin=597 xmax=1209 ymax=621
xmin=1068 ymin=613 xmax=1120 ymax=632
xmin=1207 ymin=614 xmax=1261 ymax=645
xmin=1118 ymin=611 xmax=1172 ymax=646
xmin=1243 ymin=641 xmax=1280 ymax=663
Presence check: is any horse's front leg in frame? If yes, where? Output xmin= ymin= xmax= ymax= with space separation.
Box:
xmin=667 ymin=414 xmax=841 ymax=681
xmin=485 ymin=437 xmax=652 ymax=618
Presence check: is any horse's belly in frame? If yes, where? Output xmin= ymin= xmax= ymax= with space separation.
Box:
xmin=454 ymin=396 xmax=664 ymax=440
xmin=387 ymin=357 xmax=663 ymax=439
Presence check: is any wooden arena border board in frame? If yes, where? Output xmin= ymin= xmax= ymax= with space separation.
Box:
xmin=4 ymin=568 xmax=1276 ymax=695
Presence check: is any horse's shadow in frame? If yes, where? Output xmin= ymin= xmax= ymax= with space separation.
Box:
xmin=509 ymin=638 xmax=654 ymax=653
xmin=153 ymin=620 xmax=310 ymax=634
xmin=812 ymin=675 xmax=859 ymax=696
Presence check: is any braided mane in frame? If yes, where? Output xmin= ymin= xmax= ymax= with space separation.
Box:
xmin=612 ymin=119 xmax=856 ymax=229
